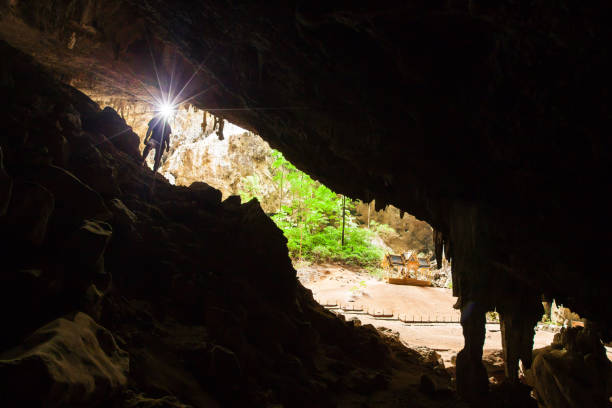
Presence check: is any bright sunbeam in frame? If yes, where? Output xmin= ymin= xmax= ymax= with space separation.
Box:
xmin=157 ymin=102 xmax=175 ymax=119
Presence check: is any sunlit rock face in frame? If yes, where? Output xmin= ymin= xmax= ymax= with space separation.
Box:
xmin=355 ymin=202 xmax=434 ymax=254
xmin=159 ymin=115 xmax=266 ymax=188
xmin=80 ymin=96 xmax=280 ymax=210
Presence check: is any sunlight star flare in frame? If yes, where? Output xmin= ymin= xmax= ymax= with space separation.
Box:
xmin=157 ymin=102 xmax=176 ymax=119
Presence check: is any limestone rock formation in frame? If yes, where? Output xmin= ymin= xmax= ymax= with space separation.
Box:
xmin=159 ymin=120 xmax=277 ymax=210
xmin=525 ymin=327 xmax=612 ymax=408
xmin=83 ymin=100 xmax=281 ymax=211
xmin=431 ymin=261 xmax=452 ymax=289
xmin=355 ymin=202 xmax=434 ymax=254
xmin=0 ymin=312 xmax=129 ymax=407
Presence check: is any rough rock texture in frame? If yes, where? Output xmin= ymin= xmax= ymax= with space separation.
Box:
xmin=1 ymin=0 xmax=612 ymax=403
xmin=82 ymin=106 xmax=142 ymax=161
xmin=431 ymin=260 xmax=452 ymax=289
xmin=84 ymin=99 xmax=281 ymax=211
xmin=0 ymin=42 xmax=464 ymax=408
xmin=355 ymin=202 xmax=434 ymax=254
xmin=525 ymin=327 xmax=612 ymax=408
xmin=548 ymin=301 xmax=582 ymax=326
xmin=0 ymin=312 xmax=129 ymax=407
xmin=157 ymin=113 xmax=277 ymax=209
xmin=481 ymin=350 xmax=505 ymax=385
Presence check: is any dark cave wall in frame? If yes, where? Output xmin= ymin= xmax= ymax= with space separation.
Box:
xmin=1 ymin=1 xmax=612 ymax=403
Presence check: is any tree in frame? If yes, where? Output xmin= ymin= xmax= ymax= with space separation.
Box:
xmin=243 ymin=150 xmax=383 ymax=267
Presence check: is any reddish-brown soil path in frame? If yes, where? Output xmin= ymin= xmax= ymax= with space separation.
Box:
xmin=297 ymin=264 xmax=563 ymax=366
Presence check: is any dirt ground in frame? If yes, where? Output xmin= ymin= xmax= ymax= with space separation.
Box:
xmin=297 ymin=263 xmax=562 ymax=367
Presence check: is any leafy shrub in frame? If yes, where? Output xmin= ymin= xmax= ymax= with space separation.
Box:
xmin=240 ymin=149 xmax=386 ymax=267
xmin=311 ymin=245 xmax=332 ymax=262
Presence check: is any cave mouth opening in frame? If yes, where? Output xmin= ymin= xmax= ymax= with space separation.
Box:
xmin=84 ymin=92 xmax=568 ymax=378
xmin=75 ymin=74 xmax=612 ymax=403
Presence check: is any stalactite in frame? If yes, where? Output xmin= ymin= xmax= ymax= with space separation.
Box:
xmin=433 ymin=229 xmax=444 ymax=268
xmin=498 ymin=289 xmax=542 ymax=382
xmin=455 ymin=300 xmax=489 ymax=402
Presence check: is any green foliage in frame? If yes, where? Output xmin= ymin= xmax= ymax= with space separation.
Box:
xmin=370 ymin=221 xmax=396 ymax=236
xmin=239 ymin=174 xmax=261 ymax=203
xmin=350 ymin=280 xmax=367 ymax=293
xmin=271 ymin=209 xmax=383 ymax=267
xmin=243 ymin=150 xmax=384 ymax=267
xmin=487 ymin=311 xmax=500 ymax=322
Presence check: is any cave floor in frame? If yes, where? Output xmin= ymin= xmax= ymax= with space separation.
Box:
xmin=297 ymin=264 xmax=562 ymax=368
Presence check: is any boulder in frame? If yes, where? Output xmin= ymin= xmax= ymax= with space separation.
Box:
xmin=63 ymin=220 xmax=113 ymax=294
xmin=24 ymin=165 xmax=111 ymax=234
xmin=109 ymin=198 xmax=138 ymax=227
xmin=414 ymin=346 xmax=445 ymax=369
xmin=123 ymin=391 xmax=196 ymax=408
xmin=65 ymin=220 xmax=113 ymax=266
xmin=0 ymin=312 xmax=129 ymax=407
xmin=5 ymin=182 xmax=54 ymax=246
xmin=83 ymin=284 xmax=106 ymax=321
xmin=56 ymin=103 xmax=82 ymax=133
xmin=17 ymin=146 xmax=55 ymax=167
xmin=74 ymin=161 xmax=121 ymax=196
xmin=82 ymin=107 xmax=141 ymax=161
xmin=64 ymin=220 xmax=113 ymax=273
xmin=482 ymin=349 xmax=505 ymax=384
xmin=525 ymin=327 xmax=612 ymax=408
xmin=189 ymin=181 xmax=222 ymax=209
xmin=65 ymin=134 xmax=106 ymax=176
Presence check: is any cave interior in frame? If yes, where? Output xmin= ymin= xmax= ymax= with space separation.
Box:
xmin=0 ymin=1 xmax=611 ymax=407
